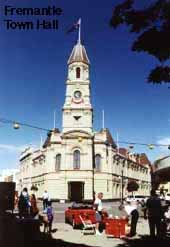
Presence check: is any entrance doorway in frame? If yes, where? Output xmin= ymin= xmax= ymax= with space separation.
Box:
xmin=68 ymin=182 xmax=84 ymax=202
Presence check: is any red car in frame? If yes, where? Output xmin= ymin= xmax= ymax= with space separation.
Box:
xmin=65 ymin=206 xmax=108 ymax=229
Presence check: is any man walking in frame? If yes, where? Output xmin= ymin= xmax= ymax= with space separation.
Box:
xmin=42 ymin=190 xmax=49 ymax=211
xmin=145 ymin=189 xmax=162 ymax=238
xmin=94 ymin=192 xmax=104 ymax=236
xmin=124 ymin=201 xmax=139 ymax=237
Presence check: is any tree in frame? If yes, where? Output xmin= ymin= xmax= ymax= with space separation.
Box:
xmin=127 ymin=180 xmax=139 ymax=193
xmin=110 ymin=0 xmax=170 ymax=84
xmin=30 ymin=185 xmax=38 ymax=191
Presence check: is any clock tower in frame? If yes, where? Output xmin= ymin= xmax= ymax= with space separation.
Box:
xmin=62 ymin=39 xmax=93 ymax=133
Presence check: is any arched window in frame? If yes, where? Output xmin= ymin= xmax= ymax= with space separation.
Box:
xmin=95 ymin=154 xmax=101 ymax=171
xmin=55 ymin=154 xmax=61 ymax=171
xmin=73 ymin=150 xmax=80 ymax=169
xmin=76 ymin=67 xmax=81 ymax=78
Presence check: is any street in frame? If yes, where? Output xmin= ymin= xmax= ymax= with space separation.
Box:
xmin=38 ymin=201 xmax=151 ymax=244
xmin=34 ymin=201 xmax=170 ymax=247
xmin=2 ymin=201 xmax=170 ymax=247
xmin=37 ymin=201 xmax=125 ymax=223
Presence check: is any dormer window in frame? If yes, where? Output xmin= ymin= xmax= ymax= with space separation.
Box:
xmin=76 ymin=67 xmax=80 ymax=78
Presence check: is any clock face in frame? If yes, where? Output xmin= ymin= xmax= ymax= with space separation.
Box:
xmin=74 ymin=91 xmax=82 ymax=99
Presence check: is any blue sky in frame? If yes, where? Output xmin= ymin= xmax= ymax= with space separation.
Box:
xmin=0 ymin=0 xmax=170 ymax=169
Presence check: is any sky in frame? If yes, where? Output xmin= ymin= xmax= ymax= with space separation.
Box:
xmin=0 ymin=0 xmax=170 ymax=169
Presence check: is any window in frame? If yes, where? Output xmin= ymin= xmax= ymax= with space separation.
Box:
xmin=76 ymin=67 xmax=80 ymax=78
xmin=107 ymin=180 xmax=109 ymax=192
xmin=73 ymin=150 xmax=80 ymax=169
xmin=95 ymin=154 xmax=101 ymax=171
xmin=55 ymin=154 xmax=61 ymax=171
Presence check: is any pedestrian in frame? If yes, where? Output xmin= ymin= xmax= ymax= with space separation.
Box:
xmin=144 ymin=189 xmax=162 ymax=238
xmin=18 ymin=187 xmax=30 ymax=218
xmin=30 ymin=194 xmax=39 ymax=218
xmin=94 ymin=192 xmax=104 ymax=236
xmin=140 ymin=199 xmax=146 ymax=218
xmin=42 ymin=190 xmax=49 ymax=211
xmin=124 ymin=201 xmax=139 ymax=237
xmin=44 ymin=201 xmax=54 ymax=234
xmin=165 ymin=206 xmax=170 ymax=231
xmin=14 ymin=191 xmax=19 ymax=211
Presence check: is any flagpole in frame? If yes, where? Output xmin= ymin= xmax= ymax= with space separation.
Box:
xmin=102 ymin=110 xmax=105 ymax=129
xmin=116 ymin=132 xmax=119 ymax=154
xmin=78 ymin=18 xmax=81 ymax=44
xmin=54 ymin=110 xmax=56 ymax=129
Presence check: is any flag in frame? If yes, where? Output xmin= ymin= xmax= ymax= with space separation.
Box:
xmin=66 ymin=18 xmax=81 ymax=34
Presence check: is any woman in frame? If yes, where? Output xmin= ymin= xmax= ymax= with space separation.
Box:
xmin=30 ymin=194 xmax=39 ymax=218
xmin=44 ymin=201 xmax=54 ymax=234
xmin=14 ymin=191 xmax=19 ymax=210
xmin=18 ymin=188 xmax=30 ymax=218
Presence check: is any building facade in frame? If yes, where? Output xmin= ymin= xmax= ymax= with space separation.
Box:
xmin=0 ymin=169 xmax=19 ymax=183
xmin=152 ymin=155 xmax=170 ymax=190
xmin=17 ymin=39 xmax=151 ymax=201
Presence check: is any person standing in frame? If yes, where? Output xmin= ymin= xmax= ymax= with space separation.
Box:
xmin=44 ymin=201 xmax=54 ymax=234
xmin=164 ymin=206 xmax=170 ymax=231
xmin=14 ymin=191 xmax=19 ymax=211
xmin=140 ymin=199 xmax=146 ymax=218
xmin=124 ymin=201 xmax=139 ymax=237
xmin=30 ymin=194 xmax=39 ymax=218
xmin=94 ymin=192 xmax=104 ymax=236
xmin=145 ymin=189 xmax=162 ymax=238
xmin=18 ymin=187 xmax=30 ymax=218
xmin=42 ymin=190 xmax=49 ymax=211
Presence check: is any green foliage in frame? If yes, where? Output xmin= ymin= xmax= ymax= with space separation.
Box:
xmin=110 ymin=0 xmax=170 ymax=84
xmin=127 ymin=180 xmax=139 ymax=192
xmin=148 ymin=66 xmax=170 ymax=83
xmin=31 ymin=185 xmax=38 ymax=191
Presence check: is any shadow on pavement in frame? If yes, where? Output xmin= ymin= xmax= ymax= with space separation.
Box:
xmin=1 ymin=233 xmax=100 ymax=247
xmin=0 ymin=214 xmax=99 ymax=247
xmin=117 ymin=235 xmax=170 ymax=247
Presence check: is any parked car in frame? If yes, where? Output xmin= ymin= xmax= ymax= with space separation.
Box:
xmin=65 ymin=204 xmax=108 ymax=229
xmin=165 ymin=193 xmax=170 ymax=202
xmin=125 ymin=195 xmax=148 ymax=203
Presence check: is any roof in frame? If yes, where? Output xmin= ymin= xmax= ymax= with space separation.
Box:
xmin=67 ymin=43 xmax=90 ymax=65
xmin=43 ymin=131 xmax=52 ymax=148
xmin=139 ymin=153 xmax=151 ymax=166
xmin=43 ymin=128 xmax=60 ymax=148
xmin=32 ymin=154 xmax=45 ymax=162
xmin=98 ymin=128 xmax=117 ymax=148
xmin=118 ymin=148 xmax=128 ymax=156
xmin=105 ymin=128 xmax=117 ymax=148
xmin=116 ymin=149 xmax=151 ymax=168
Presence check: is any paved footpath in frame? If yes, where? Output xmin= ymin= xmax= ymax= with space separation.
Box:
xmin=46 ymin=218 xmax=150 ymax=247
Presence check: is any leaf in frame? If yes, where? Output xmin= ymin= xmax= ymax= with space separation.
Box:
xmin=132 ymin=28 xmax=170 ymax=61
xmin=110 ymin=0 xmax=170 ymax=84
xmin=110 ymin=15 xmax=124 ymax=28
xmin=148 ymin=66 xmax=170 ymax=83
xmin=127 ymin=180 xmax=139 ymax=192
xmin=110 ymin=0 xmax=134 ymax=28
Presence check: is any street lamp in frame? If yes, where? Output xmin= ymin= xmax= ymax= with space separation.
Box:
xmin=119 ymin=160 xmax=124 ymax=205
xmin=13 ymin=122 xmax=20 ymax=129
xmin=92 ymin=134 xmax=95 ymax=202
xmin=0 ymin=117 xmax=50 ymax=132
xmin=121 ymin=167 xmax=124 ymax=205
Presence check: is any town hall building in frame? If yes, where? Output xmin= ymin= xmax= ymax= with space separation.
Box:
xmin=16 ymin=37 xmax=151 ymax=201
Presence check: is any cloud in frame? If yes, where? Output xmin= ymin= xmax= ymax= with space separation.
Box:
xmin=157 ymin=137 xmax=170 ymax=152
xmin=157 ymin=137 xmax=170 ymax=145
xmin=0 ymin=144 xmax=27 ymax=152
